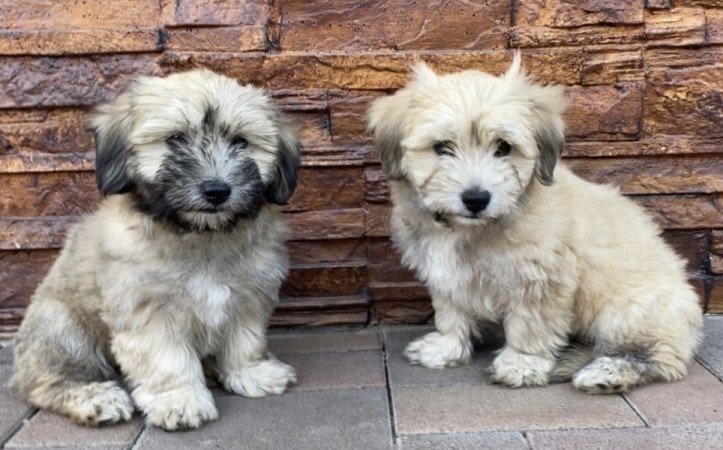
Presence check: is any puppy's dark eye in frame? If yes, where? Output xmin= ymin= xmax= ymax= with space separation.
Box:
xmin=231 ymin=136 xmax=248 ymax=149
xmin=165 ymin=133 xmax=187 ymax=146
xmin=494 ymin=140 xmax=511 ymax=158
xmin=434 ymin=141 xmax=454 ymax=157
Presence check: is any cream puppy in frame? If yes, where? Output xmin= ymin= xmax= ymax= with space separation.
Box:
xmin=367 ymin=53 xmax=702 ymax=393
xmin=12 ymin=69 xmax=300 ymax=429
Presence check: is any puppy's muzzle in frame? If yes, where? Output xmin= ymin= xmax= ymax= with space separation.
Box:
xmin=201 ymin=180 xmax=231 ymax=206
xmin=461 ymin=188 xmax=491 ymax=214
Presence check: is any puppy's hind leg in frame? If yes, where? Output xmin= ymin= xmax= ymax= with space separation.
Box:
xmin=404 ymin=291 xmax=475 ymax=369
xmin=11 ymin=301 xmax=133 ymax=426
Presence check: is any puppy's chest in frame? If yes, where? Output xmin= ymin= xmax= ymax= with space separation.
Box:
xmin=185 ymin=270 xmax=233 ymax=327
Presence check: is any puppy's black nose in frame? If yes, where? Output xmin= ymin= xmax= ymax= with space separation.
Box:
xmin=201 ymin=181 xmax=231 ymax=205
xmin=461 ymin=188 xmax=491 ymax=214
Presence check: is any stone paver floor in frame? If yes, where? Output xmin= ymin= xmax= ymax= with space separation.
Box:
xmin=0 ymin=316 xmax=721 ymax=449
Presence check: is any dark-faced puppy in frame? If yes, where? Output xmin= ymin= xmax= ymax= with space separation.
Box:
xmin=12 ymin=69 xmax=300 ymax=430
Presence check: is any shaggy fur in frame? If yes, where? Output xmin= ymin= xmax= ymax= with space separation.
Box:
xmin=11 ymin=69 xmax=300 ymax=430
xmin=367 ymin=53 xmax=702 ymax=394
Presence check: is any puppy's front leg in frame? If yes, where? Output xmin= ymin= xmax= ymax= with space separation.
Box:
xmin=217 ymin=305 xmax=296 ymax=398
xmin=490 ymin=288 xmax=571 ymax=387
xmin=405 ymin=292 xmax=474 ymax=368
xmin=111 ymin=314 xmax=218 ymax=431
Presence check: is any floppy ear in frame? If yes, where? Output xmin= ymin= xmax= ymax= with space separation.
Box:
xmin=367 ymin=92 xmax=408 ymax=180
xmin=90 ymin=92 xmax=135 ymax=196
xmin=530 ymin=85 xmax=566 ymax=186
xmin=264 ymin=115 xmax=301 ymax=205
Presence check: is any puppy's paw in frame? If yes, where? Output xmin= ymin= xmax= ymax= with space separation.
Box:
xmin=143 ymin=386 xmax=218 ymax=431
xmin=221 ymin=359 xmax=296 ymax=398
xmin=404 ymin=332 xmax=472 ymax=369
xmin=572 ymin=357 xmax=638 ymax=394
xmin=490 ymin=348 xmax=553 ymax=387
xmin=68 ymin=381 xmax=134 ymax=426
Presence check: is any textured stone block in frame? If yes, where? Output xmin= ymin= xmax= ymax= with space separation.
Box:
xmin=0 ymin=109 xmax=91 ymax=155
xmin=529 ymin=424 xmax=723 ymax=450
xmin=515 ymin=0 xmax=644 ymax=28
xmin=626 ymin=362 xmax=723 ymax=426
xmin=268 ymin=329 xmax=381 ymax=354
xmin=582 ymin=46 xmax=643 ymax=85
xmin=384 ymin=328 xmax=493 ymax=388
xmin=707 ymin=9 xmax=723 ymax=44
xmin=287 ymin=239 xmax=366 ymax=265
xmin=645 ymin=7 xmax=706 ymax=46
xmin=563 ymin=138 xmax=721 ymax=157
xmin=0 ymin=172 xmax=99 ymax=217
xmin=164 ymin=0 xmax=269 ymax=27
xmin=565 ymin=83 xmax=644 ymax=141
xmin=709 ymin=278 xmax=723 ymax=314
xmin=283 ymin=350 xmax=386 ymax=391
xmin=281 ymin=0 xmax=509 ymax=51
xmin=287 ymin=209 xmax=366 ymax=241
xmin=697 ymin=316 xmax=723 ymax=380
xmin=165 ymin=26 xmax=267 ymax=52
xmin=160 ymin=49 xmax=583 ymax=90
xmin=329 ymin=90 xmax=383 ymax=146
xmin=393 ymin=384 xmax=642 ymax=434
xmin=4 ymin=412 xmax=142 ymax=449
xmin=399 ymin=431 xmax=528 ymax=450
xmin=0 ymin=0 xmax=162 ymax=29
xmin=565 ymin=156 xmax=723 ymax=195
xmin=282 ymin=261 xmax=366 ymax=297
xmin=632 ymin=194 xmax=722 ymax=230
xmin=0 ymin=55 xmax=160 ymax=108
xmin=0 ymin=29 xmax=160 ymax=56
xmin=283 ymin=166 xmax=365 ymax=213
xmin=134 ymin=389 xmax=392 ymax=450
xmin=644 ymin=50 xmax=723 ymax=138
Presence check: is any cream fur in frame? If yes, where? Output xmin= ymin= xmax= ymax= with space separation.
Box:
xmin=11 ymin=70 xmax=299 ymax=430
xmin=368 ymin=53 xmax=703 ymax=393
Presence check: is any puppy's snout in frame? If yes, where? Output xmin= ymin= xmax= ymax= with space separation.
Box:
xmin=461 ymin=188 xmax=491 ymax=214
xmin=201 ymin=180 xmax=231 ymax=205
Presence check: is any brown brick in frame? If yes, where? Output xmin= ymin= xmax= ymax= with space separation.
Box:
xmin=0 ymin=29 xmax=160 ymax=56
xmin=512 ymin=26 xmax=644 ymax=48
xmin=283 ymin=166 xmax=365 ymax=213
xmin=645 ymin=7 xmax=706 ymax=46
xmin=646 ymin=0 xmax=671 ymax=9
xmin=367 ymin=238 xmax=416 ymax=283
xmin=661 ymin=231 xmax=710 ymax=273
xmin=366 ymin=203 xmax=392 ymax=238
xmin=0 ymin=216 xmax=77 ymax=250
xmin=0 ymin=0 xmax=162 ymax=29
xmin=287 ymin=209 xmax=366 ymax=241
xmin=0 ymin=108 xmax=91 ymax=154
xmin=369 ymin=281 xmax=432 ymax=325
xmin=165 ymin=26 xmax=267 ymax=52
xmin=705 ymin=9 xmax=723 ymax=44
xmin=280 ymin=0 xmax=509 ymax=51
xmin=582 ymin=47 xmax=643 ymax=85
xmin=0 ymin=249 xmax=58 ymax=308
xmin=272 ymin=295 xmax=368 ymax=327
xmin=515 ymin=0 xmax=644 ymax=28
xmin=288 ymin=239 xmax=366 ymax=265
xmin=565 ymin=155 xmax=723 ymax=195
xmin=0 ymin=152 xmax=94 ymax=174
xmin=164 ymin=0 xmax=269 ymax=27
xmin=644 ymin=61 xmax=723 ymax=138
xmin=563 ymin=138 xmax=720 ymax=157
xmin=160 ymin=49 xmax=583 ymax=90
xmin=364 ymin=167 xmax=390 ymax=203
xmin=566 ymin=83 xmax=644 ymax=141
xmin=330 ymin=90 xmax=384 ymax=146
xmin=645 ymin=46 xmax=721 ymax=68
xmin=712 ymin=230 xmax=723 ymax=275
xmin=0 ymin=55 xmax=160 ymax=108
xmin=710 ymin=277 xmax=723 ymax=313
xmin=633 ymin=194 xmax=722 ymax=230
xmin=282 ymin=261 xmax=366 ymax=297
xmin=0 ymin=172 xmax=99 ymax=217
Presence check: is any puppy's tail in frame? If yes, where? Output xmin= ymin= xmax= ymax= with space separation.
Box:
xmin=548 ymin=341 xmax=595 ymax=383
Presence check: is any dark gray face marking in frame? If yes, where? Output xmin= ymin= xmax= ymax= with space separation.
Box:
xmin=131 ymin=106 xmax=264 ymax=233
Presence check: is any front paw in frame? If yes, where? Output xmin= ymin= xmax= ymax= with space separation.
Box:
xmin=141 ymin=386 xmax=218 ymax=431
xmin=404 ymin=331 xmax=472 ymax=369
xmin=220 ymin=358 xmax=296 ymax=398
xmin=489 ymin=348 xmax=553 ymax=387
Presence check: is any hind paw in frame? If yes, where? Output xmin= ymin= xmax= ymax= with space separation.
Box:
xmin=68 ymin=381 xmax=134 ymax=426
xmin=573 ymin=357 xmax=637 ymax=394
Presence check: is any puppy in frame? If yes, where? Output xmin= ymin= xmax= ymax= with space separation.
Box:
xmin=11 ymin=69 xmax=300 ymax=429
xmin=367 ymin=53 xmax=702 ymax=393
